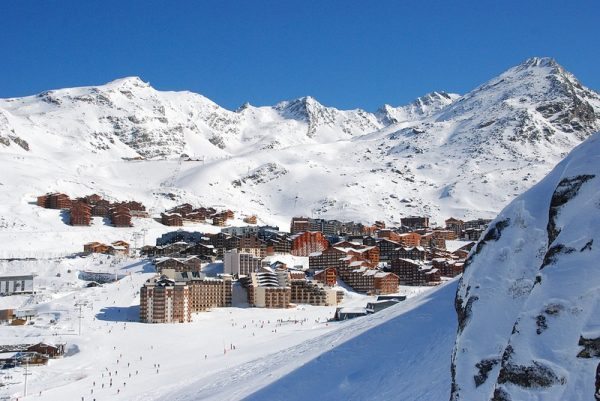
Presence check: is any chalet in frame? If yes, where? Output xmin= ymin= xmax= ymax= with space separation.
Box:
xmin=111 ymin=240 xmax=130 ymax=252
xmin=212 ymin=215 xmax=226 ymax=227
xmin=209 ymin=232 xmax=240 ymax=258
xmin=155 ymin=256 xmax=203 ymax=273
xmin=81 ymin=194 xmax=101 ymax=205
xmin=70 ymin=201 xmax=92 ymax=226
xmin=343 ymin=246 xmax=380 ymax=265
xmin=91 ymin=202 xmax=111 ymax=217
xmin=45 ymin=193 xmax=72 ymax=209
xmin=110 ymin=205 xmax=132 ymax=227
xmin=290 ymin=279 xmax=341 ymax=306
xmin=243 ymin=215 xmax=257 ymax=224
xmin=26 ymin=343 xmax=65 ymax=358
xmin=238 ymin=235 xmax=267 ymax=258
xmin=362 ymin=236 xmax=378 ymax=246
xmin=445 ymin=217 xmax=465 ymax=236
xmin=433 ymin=229 xmax=458 ymax=241
xmin=308 ymin=247 xmax=346 ymax=273
xmin=182 ymin=243 xmax=216 ymax=259
xmin=168 ymin=203 xmax=194 ymax=216
xmin=374 ymin=272 xmax=399 ymax=294
xmin=421 ymin=232 xmax=447 ymax=249
xmin=186 ymin=210 xmax=207 ymax=221
xmin=121 ymin=200 xmax=146 ymax=212
xmin=84 ymin=241 xmax=103 ymax=253
xmin=374 ymin=220 xmax=386 ymax=229
xmin=290 ymin=231 xmax=329 ymax=256
xmin=314 ymin=267 xmax=337 ymax=287
xmin=290 ymin=217 xmax=310 ymax=234
xmin=389 ymin=258 xmax=441 ymax=286
xmin=155 ymin=241 xmax=193 ymax=257
xmin=162 ymin=212 xmax=183 ymax=226
xmin=396 ymin=246 xmax=427 ymax=261
xmin=266 ymin=233 xmax=292 ymax=254
xmin=397 ymin=232 xmax=422 ymax=247
xmin=0 ymin=309 xmax=14 ymax=323
xmin=401 ymin=216 xmax=430 ymax=229
xmin=432 ymin=258 xmax=464 ymax=277
xmin=376 ymin=238 xmax=401 ymax=261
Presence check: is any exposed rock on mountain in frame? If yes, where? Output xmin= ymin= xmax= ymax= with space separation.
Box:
xmin=451 ymin=131 xmax=600 ymax=401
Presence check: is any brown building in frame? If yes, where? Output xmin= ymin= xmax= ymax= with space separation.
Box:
xmin=445 ymin=217 xmax=465 ymax=237
xmin=110 ymin=205 xmax=132 ymax=227
xmin=70 ymin=201 xmax=92 ymax=226
xmin=432 ymin=258 xmax=464 ymax=277
xmin=241 ymin=271 xmax=291 ymax=308
xmin=162 ymin=213 xmax=183 ymax=226
xmin=397 ymin=232 xmax=422 ymax=247
xmin=314 ymin=267 xmax=337 ymax=287
xmin=389 ymin=258 xmax=441 ymax=286
xmin=374 ymin=272 xmax=399 ymax=294
xmin=337 ymin=263 xmax=398 ymax=295
xmin=38 ymin=193 xmax=72 ymax=209
xmin=91 ymin=202 xmax=111 ymax=217
xmin=140 ymin=277 xmax=191 ymax=323
xmin=401 ymin=216 xmax=430 ymax=229
xmin=308 ymin=247 xmax=347 ymax=273
xmin=290 ymin=217 xmax=310 ymax=234
xmin=173 ymin=272 xmax=233 ymax=312
xmin=290 ymin=279 xmax=342 ymax=306
xmin=290 ymin=231 xmax=329 ymax=257
xmin=238 ymin=235 xmax=267 ymax=258
xmin=243 ymin=215 xmax=257 ymax=224
xmin=155 ymin=256 xmax=203 ymax=273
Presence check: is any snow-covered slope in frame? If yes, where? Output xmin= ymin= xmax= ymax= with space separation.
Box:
xmin=451 ymin=131 xmax=600 ymax=400
xmin=0 ymin=57 xmax=599 ymax=237
xmin=163 ymin=280 xmax=458 ymax=401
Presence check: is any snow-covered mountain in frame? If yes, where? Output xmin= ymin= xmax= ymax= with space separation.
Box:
xmin=451 ymin=131 xmax=600 ymax=400
xmin=0 ymin=56 xmax=599 ymax=240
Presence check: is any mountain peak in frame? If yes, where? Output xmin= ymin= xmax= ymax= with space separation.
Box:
xmin=519 ymin=56 xmax=559 ymax=69
xmin=105 ymin=76 xmax=150 ymax=89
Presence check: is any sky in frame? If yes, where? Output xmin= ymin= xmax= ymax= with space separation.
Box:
xmin=1 ymin=0 xmax=599 ymax=111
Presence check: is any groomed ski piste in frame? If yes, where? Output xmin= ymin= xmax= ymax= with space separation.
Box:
xmin=0 ymin=254 xmax=455 ymax=401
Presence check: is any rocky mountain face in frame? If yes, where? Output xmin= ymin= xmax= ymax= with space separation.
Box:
xmin=0 ymin=57 xmax=599 ymax=226
xmin=377 ymin=91 xmax=460 ymax=125
xmin=451 ymin=131 xmax=600 ymax=400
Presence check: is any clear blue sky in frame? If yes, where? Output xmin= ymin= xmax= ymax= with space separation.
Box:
xmin=1 ymin=0 xmax=598 ymax=111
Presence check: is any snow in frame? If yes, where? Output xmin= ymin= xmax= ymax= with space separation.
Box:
xmin=452 ymin=131 xmax=600 ymax=400
xmin=168 ymin=280 xmax=459 ymax=401
xmin=0 ymin=56 xmax=599 ymax=400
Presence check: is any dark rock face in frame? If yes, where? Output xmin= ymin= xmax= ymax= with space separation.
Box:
xmin=577 ymin=336 xmax=600 ymax=358
xmin=497 ymin=359 xmax=563 ymax=388
xmin=474 ymin=358 xmax=500 ymax=387
xmin=491 ymin=387 xmax=512 ymax=401
xmin=456 ymin=295 xmax=479 ymax=334
xmin=547 ymin=175 xmax=595 ymax=244
xmin=540 ymin=243 xmax=576 ymax=269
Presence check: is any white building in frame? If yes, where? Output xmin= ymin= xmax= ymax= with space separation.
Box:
xmin=0 ymin=275 xmax=34 ymax=295
xmin=224 ymin=249 xmax=263 ymax=276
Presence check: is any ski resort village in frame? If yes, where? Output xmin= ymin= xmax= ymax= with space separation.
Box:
xmin=0 ymin=187 xmax=483 ymax=399
xmin=0 ymin=23 xmax=599 ymax=397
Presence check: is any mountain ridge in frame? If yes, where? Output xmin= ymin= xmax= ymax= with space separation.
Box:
xmin=0 ymin=56 xmax=599 ymax=233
